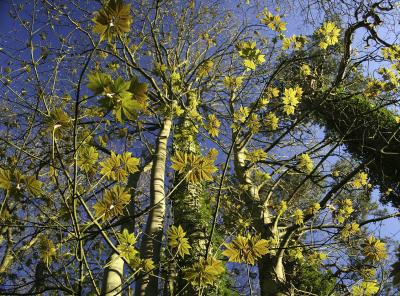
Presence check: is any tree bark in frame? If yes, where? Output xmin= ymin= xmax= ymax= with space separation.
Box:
xmin=101 ymin=161 xmax=152 ymax=295
xmin=135 ymin=117 xmax=172 ymax=296
xmin=166 ymin=118 xmax=208 ymax=295
xmin=101 ymin=254 xmax=124 ymax=296
xmin=259 ymin=256 xmax=287 ymax=296
xmin=234 ymin=143 xmax=286 ymax=296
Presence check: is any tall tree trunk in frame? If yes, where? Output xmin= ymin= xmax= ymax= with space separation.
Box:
xmin=102 ymin=254 xmax=124 ymax=296
xmin=233 ymin=143 xmax=286 ymax=296
xmin=101 ymin=161 xmax=152 ymax=295
xmin=259 ymin=256 xmax=286 ymax=296
xmin=166 ymin=118 xmax=209 ymax=295
xmin=135 ymin=117 xmax=172 ymax=296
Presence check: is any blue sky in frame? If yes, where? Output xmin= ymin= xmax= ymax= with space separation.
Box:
xmin=0 ymin=0 xmax=12 ymax=32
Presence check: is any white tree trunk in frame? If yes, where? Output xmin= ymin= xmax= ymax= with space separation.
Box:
xmin=101 ymin=161 xmax=152 ymax=296
xmin=102 ymin=254 xmax=124 ymax=296
xmin=135 ymin=117 xmax=172 ymax=296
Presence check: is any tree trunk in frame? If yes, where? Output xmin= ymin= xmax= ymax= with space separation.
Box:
xmin=101 ymin=161 xmax=152 ymax=295
xmin=102 ymin=254 xmax=124 ymax=296
xmin=166 ymin=118 xmax=209 ymax=295
xmin=303 ymin=84 xmax=400 ymax=206
xmin=135 ymin=117 xmax=172 ymax=296
xmin=259 ymin=255 xmax=287 ymax=296
xmin=233 ymin=143 xmax=287 ymax=296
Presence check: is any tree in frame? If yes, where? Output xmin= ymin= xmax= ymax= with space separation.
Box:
xmin=0 ymin=0 xmax=400 ymax=295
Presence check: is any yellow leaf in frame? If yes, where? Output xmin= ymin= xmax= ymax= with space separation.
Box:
xmin=77 ymin=146 xmax=99 ymax=173
xmin=184 ymin=257 xmax=224 ymax=287
xmin=205 ymin=114 xmax=221 ymax=137
xmin=167 ymin=225 xmax=191 ymax=258
xmin=293 ymin=209 xmax=304 ymax=225
xmin=223 ymin=235 xmax=269 ymax=265
xmin=265 ymin=112 xmax=279 ymax=130
xmin=92 ymin=0 xmax=132 ymax=42
xmin=317 ymin=22 xmax=341 ymax=49
xmin=351 ymin=172 xmax=368 ymax=189
xmin=297 ymin=153 xmax=313 ymax=173
xmin=171 ymin=150 xmax=217 ymax=183
xmin=351 ymin=281 xmax=379 ymax=296
xmin=116 ymin=229 xmax=137 ymax=260
xmin=93 ymin=185 xmax=130 ymax=221
xmin=363 ymin=235 xmax=388 ymax=262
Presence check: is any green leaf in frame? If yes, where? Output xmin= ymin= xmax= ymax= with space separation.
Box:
xmin=92 ymin=0 xmax=132 ymax=42
xmin=243 ymin=59 xmax=256 ymax=70
xmin=96 ymin=76 xmax=147 ymax=123
xmin=184 ymin=257 xmax=225 ymax=287
xmin=24 ymin=176 xmax=43 ymax=196
xmin=93 ymin=185 xmax=130 ymax=221
xmin=87 ymin=72 xmax=112 ymax=94
xmin=167 ymin=225 xmax=191 ymax=258
xmin=120 ymin=152 xmax=140 ymax=174
xmin=100 ymin=152 xmax=125 ymax=182
xmin=50 ymin=108 xmax=71 ymax=126
xmin=117 ymin=229 xmax=136 ymax=245
xmin=129 ymin=76 xmax=148 ymax=104
xmin=38 ymin=237 xmax=56 ymax=265
xmin=171 ymin=150 xmax=217 ymax=183
xmin=223 ymin=235 xmax=269 ymax=265
xmin=0 ymin=168 xmax=12 ymax=190
xmin=116 ymin=229 xmax=137 ymax=259
xmin=77 ymin=146 xmax=99 ymax=173
xmin=351 ymin=281 xmax=379 ymax=296
xmin=118 ymin=96 xmax=144 ymax=122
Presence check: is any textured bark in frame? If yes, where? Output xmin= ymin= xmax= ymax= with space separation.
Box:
xmin=304 ymin=92 xmax=400 ymax=206
xmin=234 ymin=143 xmax=286 ymax=296
xmin=166 ymin=118 xmax=209 ymax=295
xmin=135 ymin=117 xmax=172 ymax=296
xmin=259 ymin=256 xmax=287 ymax=296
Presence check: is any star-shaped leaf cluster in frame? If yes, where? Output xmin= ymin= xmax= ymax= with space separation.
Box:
xmin=87 ymin=73 xmax=148 ymax=123
xmin=93 ymin=185 xmax=130 ymax=221
xmin=167 ymin=225 xmax=191 ymax=258
xmin=236 ymin=41 xmax=265 ymax=70
xmin=363 ymin=235 xmax=388 ymax=262
xmin=100 ymin=151 xmax=140 ymax=182
xmin=171 ymin=150 xmax=217 ymax=183
xmin=77 ymin=146 xmax=99 ymax=173
xmin=222 ymin=234 xmax=269 ymax=265
xmin=0 ymin=168 xmax=42 ymax=196
xmin=116 ymin=229 xmax=138 ymax=260
xmin=184 ymin=257 xmax=225 ymax=287
xmin=92 ymin=0 xmax=132 ymax=42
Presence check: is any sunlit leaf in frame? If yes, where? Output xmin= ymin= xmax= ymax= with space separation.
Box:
xmin=167 ymin=225 xmax=191 ymax=258
xmin=184 ymin=257 xmax=225 ymax=287
xmin=0 ymin=168 xmax=12 ymax=190
xmin=87 ymin=72 xmax=112 ymax=94
xmin=93 ymin=185 xmax=130 ymax=221
xmin=171 ymin=150 xmax=217 ymax=183
xmin=24 ymin=176 xmax=43 ymax=196
xmin=223 ymin=234 xmax=269 ymax=265
xmin=92 ymin=0 xmax=132 ymax=42
xmin=363 ymin=235 xmax=388 ymax=262
xmin=116 ymin=229 xmax=137 ymax=259
xmin=77 ymin=146 xmax=99 ymax=173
